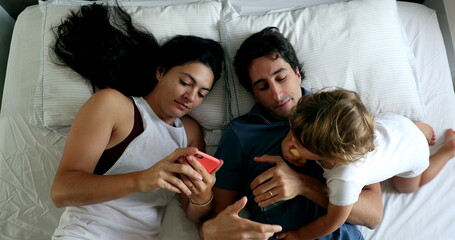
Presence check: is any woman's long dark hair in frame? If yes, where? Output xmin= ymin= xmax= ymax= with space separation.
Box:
xmin=159 ymin=35 xmax=224 ymax=85
xmin=52 ymin=3 xmax=224 ymax=97
xmin=52 ymin=3 xmax=159 ymax=96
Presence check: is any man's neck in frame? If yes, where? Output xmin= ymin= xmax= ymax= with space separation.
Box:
xmin=258 ymin=105 xmax=288 ymax=123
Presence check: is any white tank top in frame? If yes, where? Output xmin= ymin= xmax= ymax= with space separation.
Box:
xmin=53 ymin=97 xmax=187 ymax=240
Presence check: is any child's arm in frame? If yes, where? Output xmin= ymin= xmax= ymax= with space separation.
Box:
xmin=277 ymin=203 xmax=353 ymax=240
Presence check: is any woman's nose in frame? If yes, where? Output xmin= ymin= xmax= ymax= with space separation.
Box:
xmin=184 ymin=90 xmax=197 ymax=102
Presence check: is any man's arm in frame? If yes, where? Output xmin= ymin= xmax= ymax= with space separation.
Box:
xmin=277 ymin=203 xmax=353 ymax=240
xmin=297 ymin=177 xmax=383 ymax=229
xmin=347 ymin=183 xmax=383 ymax=228
xmin=251 ymin=155 xmax=383 ymax=229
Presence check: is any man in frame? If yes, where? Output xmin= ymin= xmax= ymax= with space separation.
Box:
xmin=200 ymin=27 xmax=382 ymax=240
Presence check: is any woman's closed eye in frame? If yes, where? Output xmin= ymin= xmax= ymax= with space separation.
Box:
xmin=180 ymin=79 xmax=208 ymax=99
xmin=179 ymin=79 xmax=190 ymax=87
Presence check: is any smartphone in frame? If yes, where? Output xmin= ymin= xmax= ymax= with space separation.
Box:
xmin=192 ymin=151 xmax=221 ymax=174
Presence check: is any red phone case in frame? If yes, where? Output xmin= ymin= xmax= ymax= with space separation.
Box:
xmin=192 ymin=151 xmax=221 ymax=173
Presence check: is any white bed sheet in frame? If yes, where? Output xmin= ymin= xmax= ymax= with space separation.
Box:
xmin=0 ymin=2 xmax=454 ymax=240
xmin=0 ymin=5 xmax=66 ymax=240
xmin=357 ymin=2 xmax=455 ymax=239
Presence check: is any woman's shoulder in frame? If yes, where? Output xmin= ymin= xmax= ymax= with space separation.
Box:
xmin=86 ymin=89 xmax=132 ymax=107
xmin=77 ymin=89 xmax=133 ymax=117
xmin=91 ymin=88 xmax=130 ymax=100
xmin=180 ymin=115 xmax=200 ymax=129
xmin=181 ymin=115 xmax=204 ymax=149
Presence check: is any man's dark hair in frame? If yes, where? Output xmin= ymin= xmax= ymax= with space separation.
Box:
xmin=233 ymin=27 xmax=304 ymax=92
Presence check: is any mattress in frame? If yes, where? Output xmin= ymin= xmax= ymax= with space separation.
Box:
xmin=358 ymin=2 xmax=455 ymax=239
xmin=0 ymin=5 xmax=66 ymax=239
xmin=0 ymin=1 xmax=454 ymax=240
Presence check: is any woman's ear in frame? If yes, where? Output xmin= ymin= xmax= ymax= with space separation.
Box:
xmin=156 ymin=66 xmax=166 ymax=81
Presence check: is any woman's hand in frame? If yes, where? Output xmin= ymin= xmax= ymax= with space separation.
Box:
xmin=180 ymin=154 xmax=224 ymax=205
xmin=135 ymin=147 xmax=204 ymax=196
xmin=180 ymin=152 xmax=223 ymax=223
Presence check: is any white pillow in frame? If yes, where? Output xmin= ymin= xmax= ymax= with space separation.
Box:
xmin=221 ymin=0 xmax=425 ymax=121
xmin=39 ymin=0 xmax=208 ymax=7
xmin=228 ymin=0 xmax=349 ymax=15
xmin=32 ymin=1 xmax=225 ymax=135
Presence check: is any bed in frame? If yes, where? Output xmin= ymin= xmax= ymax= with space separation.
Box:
xmin=0 ymin=0 xmax=454 ymax=239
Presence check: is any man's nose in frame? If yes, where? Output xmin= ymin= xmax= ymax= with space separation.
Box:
xmin=270 ymin=83 xmax=283 ymax=101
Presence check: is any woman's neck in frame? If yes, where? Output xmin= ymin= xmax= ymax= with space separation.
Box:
xmin=143 ymin=93 xmax=176 ymax=126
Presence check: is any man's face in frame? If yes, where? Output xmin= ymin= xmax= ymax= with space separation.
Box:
xmin=248 ymin=55 xmax=302 ymax=120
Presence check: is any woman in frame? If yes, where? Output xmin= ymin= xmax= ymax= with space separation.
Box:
xmin=50 ymin=3 xmax=224 ymax=239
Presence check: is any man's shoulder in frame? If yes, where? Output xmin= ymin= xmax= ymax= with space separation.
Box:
xmin=227 ymin=105 xmax=267 ymax=126
xmin=223 ymin=115 xmax=255 ymax=138
xmin=229 ymin=113 xmax=256 ymax=124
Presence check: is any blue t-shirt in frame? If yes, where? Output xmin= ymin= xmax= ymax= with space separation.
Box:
xmin=215 ymin=90 xmax=363 ymax=240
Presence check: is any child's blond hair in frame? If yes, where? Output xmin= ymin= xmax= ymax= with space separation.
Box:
xmin=289 ymin=88 xmax=376 ymax=164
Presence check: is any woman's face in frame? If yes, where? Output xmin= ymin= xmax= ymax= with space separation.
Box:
xmin=150 ymin=62 xmax=214 ymax=125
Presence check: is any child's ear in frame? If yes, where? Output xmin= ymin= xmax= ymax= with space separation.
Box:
xmin=290 ymin=135 xmax=297 ymax=145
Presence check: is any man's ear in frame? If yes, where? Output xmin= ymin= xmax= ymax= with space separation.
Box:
xmin=156 ymin=66 xmax=166 ymax=81
xmin=295 ymin=66 xmax=302 ymax=81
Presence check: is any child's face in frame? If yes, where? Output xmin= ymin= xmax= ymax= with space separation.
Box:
xmin=291 ymin=137 xmax=338 ymax=169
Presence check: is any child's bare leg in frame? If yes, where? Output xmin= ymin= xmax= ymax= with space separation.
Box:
xmin=419 ymin=129 xmax=455 ymax=186
xmin=393 ymin=129 xmax=455 ymax=193
xmin=414 ymin=122 xmax=436 ymax=146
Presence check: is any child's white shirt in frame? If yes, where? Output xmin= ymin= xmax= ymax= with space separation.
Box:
xmin=321 ymin=113 xmax=429 ymax=206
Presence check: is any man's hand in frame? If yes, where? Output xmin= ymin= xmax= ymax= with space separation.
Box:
xmin=250 ymin=155 xmax=306 ymax=207
xmin=201 ymin=196 xmax=282 ymax=240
